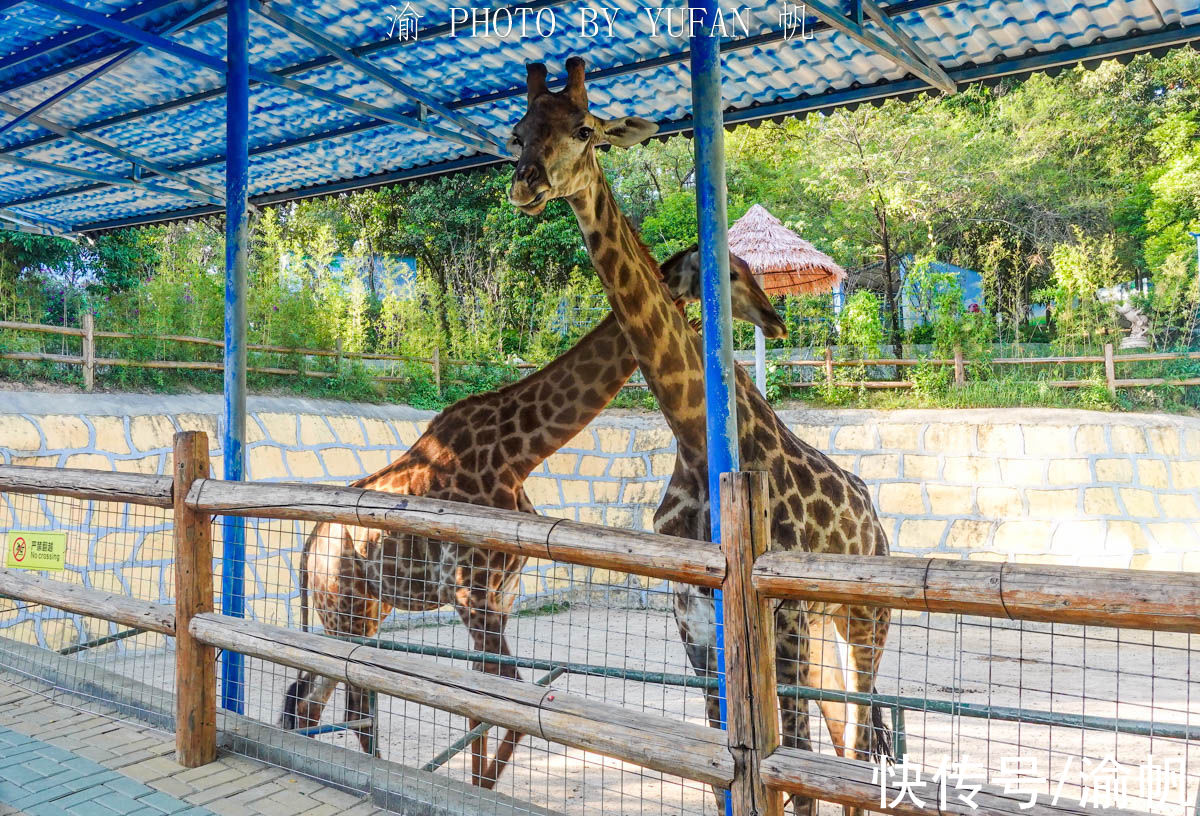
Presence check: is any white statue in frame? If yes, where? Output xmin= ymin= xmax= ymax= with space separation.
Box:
xmin=1096 ymin=284 xmax=1151 ymax=349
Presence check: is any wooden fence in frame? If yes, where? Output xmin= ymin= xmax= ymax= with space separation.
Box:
xmin=4 ymin=319 xmax=1199 ymax=396
xmin=1 ymin=431 xmax=1194 ymax=816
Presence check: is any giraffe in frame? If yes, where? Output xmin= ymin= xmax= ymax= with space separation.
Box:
xmin=278 ymin=243 xmax=786 ymax=788
xmin=507 ymin=58 xmax=893 ymax=815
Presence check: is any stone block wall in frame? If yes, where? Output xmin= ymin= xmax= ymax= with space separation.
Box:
xmin=2 ymin=391 xmax=1198 ymax=647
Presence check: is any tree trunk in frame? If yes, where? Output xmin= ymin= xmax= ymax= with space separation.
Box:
xmin=421 ymin=251 xmax=453 ymax=347
xmin=877 ymin=210 xmax=904 ymax=363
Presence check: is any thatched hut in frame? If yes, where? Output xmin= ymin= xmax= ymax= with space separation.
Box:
xmin=727 ymin=204 xmax=845 ymax=389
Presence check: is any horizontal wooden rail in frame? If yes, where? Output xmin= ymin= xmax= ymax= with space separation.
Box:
xmin=782 ymin=380 xmax=915 ymax=389
xmin=0 ymin=465 xmax=174 ymax=508
xmin=760 ymin=747 xmax=1149 ymax=816
xmin=7 ymin=319 xmax=1199 ymax=396
xmin=186 ymin=479 xmax=725 ymax=588
xmin=753 ymin=552 xmax=1200 ymax=633
xmin=0 ymin=320 xmax=85 ymax=337
xmin=0 ymin=568 xmax=175 ymax=634
xmin=0 ymin=350 xmax=83 ymax=364
xmin=190 ymin=613 xmax=735 ymax=788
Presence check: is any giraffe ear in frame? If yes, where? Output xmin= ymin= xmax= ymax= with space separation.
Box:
xmin=596 ymin=116 xmax=659 ymax=148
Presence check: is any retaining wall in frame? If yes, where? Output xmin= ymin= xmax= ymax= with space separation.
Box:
xmin=2 ymin=390 xmax=1198 ymax=647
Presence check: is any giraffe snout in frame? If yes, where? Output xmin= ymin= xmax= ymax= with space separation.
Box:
xmin=509 ymin=162 xmax=551 ymax=213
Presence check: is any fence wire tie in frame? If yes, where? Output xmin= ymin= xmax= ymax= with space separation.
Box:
xmin=343 ymin=643 xmax=369 ymax=687
xmin=540 ymin=517 xmax=568 ymax=562
xmin=534 ymin=682 xmax=556 ymax=743
xmin=920 ymin=557 xmax=934 ymax=613
xmin=997 ymin=561 xmax=1015 ymax=620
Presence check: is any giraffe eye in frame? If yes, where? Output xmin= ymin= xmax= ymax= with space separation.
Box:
xmin=575 ymin=126 xmax=594 ymax=142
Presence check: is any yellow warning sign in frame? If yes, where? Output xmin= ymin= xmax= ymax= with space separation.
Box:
xmin=5 ymin=531 xmax=67 ymax=571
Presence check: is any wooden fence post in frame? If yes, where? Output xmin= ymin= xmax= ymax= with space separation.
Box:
xmin=173 ymin=431 xmax=216 ymax=767
xmin=1104 ymin=342 xmax=1116 ymax=395
xmin=82 ymin=313 xmax=95 ymax=392
xmin=432 ymin=346 xmax=441 ymax=395
xmin=720 ymin=471 xmax=783 ymax=816
xmin=953 ymin=347 xmax=965 ymax=386
xmin=823 ymin=346 xmax=834 ymax=386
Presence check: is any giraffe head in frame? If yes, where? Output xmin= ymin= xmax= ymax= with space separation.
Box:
xmin=662 ymin=246 xmax=788 ymax=338
xmin=508 ymin=57 xmax=657 ymax=214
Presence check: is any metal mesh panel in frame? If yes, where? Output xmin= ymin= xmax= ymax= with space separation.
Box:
xmin=2 ymin=487 xmax=1198 ymax=815
xmin=794 ymin=606 xmax=1200 ymax=815
xmin=221 ymin=515 xmax=721 ymax=815
xmin=0 ymin=491 xmax=176 ymax=728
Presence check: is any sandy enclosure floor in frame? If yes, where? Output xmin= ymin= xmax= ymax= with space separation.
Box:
xmin=88 ymin=605 xmax=1200 ymax=816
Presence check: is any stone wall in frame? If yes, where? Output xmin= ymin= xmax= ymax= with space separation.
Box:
xmin=2 ymin=390 xmax=1198 ymax=647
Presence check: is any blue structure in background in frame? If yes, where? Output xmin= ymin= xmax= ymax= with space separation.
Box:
xmin=897 ymin=256 xmax=986 ymax=330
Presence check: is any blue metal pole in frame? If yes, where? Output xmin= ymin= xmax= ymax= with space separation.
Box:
xmin=690 ymin=5 xmax=737 ymax=815
xmin=221 ymin=0 xmax=250 ymax=715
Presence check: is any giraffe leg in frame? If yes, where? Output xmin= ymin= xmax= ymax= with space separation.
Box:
xmin=808 ymin=609 xmax=849 ymax=757
xmin=775 ymin=600 xmax=816 ymax=816
xmin=670 ymin=584 xmax=728 ymax=810
xmin=281 ymin=672 xmax=338 ymax=733
xmin=455 ymin=587 xmax=523 ymax=789
xmin=346 ymin=685 xmax=379 ymax=757
xmin=833 ymin=604 xmax=891 ymax=764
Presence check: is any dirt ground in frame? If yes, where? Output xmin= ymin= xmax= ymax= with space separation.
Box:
xmin=91 ymin=605 xmax=1200 ymax=816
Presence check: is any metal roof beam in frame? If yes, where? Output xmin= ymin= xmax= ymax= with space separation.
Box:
xmin=3 ymin=0 xmax=958 ymax=163
xmin=14 ymin=4 xmax=1193 ymax=221
xmin=800 ymin=0 xmax=955 ymax=93
xmin=250 ymin=1 xmax=507 ymax=153
xmin=0 ymin=206 xmax=75 ymax=236
xmin=859 ymin=0 xmax=954 ymax=90
xmin=0 ymin=100 xmax=227 ymax=203
xmin=0 ymin=152 xmax=220 ymax=204
xmin=22 ymin=0 xmax=507 ymax=157
xmin=0 ymin=0 xmax=225 ymax=141
xmin=0 ymin=0 xmax=183 ymax=74
xmin=0 ymin=0 xmax=570 ymax=98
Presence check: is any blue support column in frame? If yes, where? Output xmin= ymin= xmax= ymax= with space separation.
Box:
xmin=221 ymin=0 xmax=250 ymax=715
xmin=690 ymin=5 xmax=736 ymax=815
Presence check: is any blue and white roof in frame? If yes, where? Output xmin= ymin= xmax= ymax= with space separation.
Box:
xmin=0 ymin=0 xmax=1197 ymax=234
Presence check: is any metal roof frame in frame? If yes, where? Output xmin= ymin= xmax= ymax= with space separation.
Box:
xmin=16 ymin=15 xmax=1197 ymax=232
xmin=22 ymin=0 xmax=507 ymax=156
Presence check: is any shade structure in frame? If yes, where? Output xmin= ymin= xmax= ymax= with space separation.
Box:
xmin=727 ymin=204 xmax=846 ymax=296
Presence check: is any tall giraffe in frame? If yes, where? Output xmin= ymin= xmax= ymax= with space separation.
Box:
xmin=507 ymin=59 xmax=892 ymax=814
xmin=279 ymin=244 xmax=786 ymax=787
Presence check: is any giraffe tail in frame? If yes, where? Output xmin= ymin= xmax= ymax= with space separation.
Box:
xmin=299 ymin=552 xmax=309 ymax=633
xmin=871 ymin=691 xmax=895 ymax=763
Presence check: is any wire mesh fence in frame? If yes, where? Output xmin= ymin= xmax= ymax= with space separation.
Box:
xmin=2 ymin=478 xmax=1199 ymax=815
xmin=0 ymin=490 xmax=176 ymax=729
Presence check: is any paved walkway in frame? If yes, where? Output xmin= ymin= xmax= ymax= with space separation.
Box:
xmin=0 ymin=679 xmax=385 ymax=816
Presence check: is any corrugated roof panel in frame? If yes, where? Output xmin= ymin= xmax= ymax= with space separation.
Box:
xmin=0 ymin=0 xmax=1197 ymax=232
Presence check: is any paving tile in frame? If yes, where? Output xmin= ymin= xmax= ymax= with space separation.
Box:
xmin=143 ymin=778 xmax=194 ymax=799
xmin=101 ymin=776 xmax=153 ymax=800
xmin=123 ymin=791 xmax=186 ymax=815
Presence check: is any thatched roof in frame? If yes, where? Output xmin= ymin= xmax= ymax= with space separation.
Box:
xmin=727 ymin=204 xmax=846 ymax=296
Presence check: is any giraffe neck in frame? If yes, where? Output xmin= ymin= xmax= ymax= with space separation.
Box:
xmin=568 ymin=172 xmax=709 ymax=462
xmin=493 ymin=312 xmax=636 ymax=478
